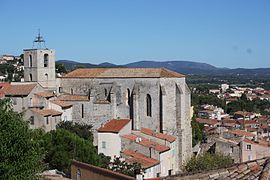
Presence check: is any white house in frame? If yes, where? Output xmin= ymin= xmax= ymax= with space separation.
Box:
xmin=97 ymin=119 xmax=131 ymax=160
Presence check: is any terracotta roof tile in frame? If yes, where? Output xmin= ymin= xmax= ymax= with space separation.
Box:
xmin=140 ymin=127 xmax=176 ymax=143
xmin=97 ymin=119 xmax=130 ymax=133
xmin=196 ymin=118 xmax=219 ymax=126
xmin=35 ymin=91 xmax=55 ymax=98
xmin=0 ymin=82 xmax=11 ymax=97
xmin=227 ymin=129 xmax=255 ymax=137
xmin=5 ymin=83 xmax=37 ymax=96
xmin=57 ymin=94 xmax=89 ymax=101
xmin=51 ymin=101 xmax=73 ymax=108
xmin=122 ymin=134 xmax=170 ymax=153
xmin=63 ymin=68 xmax=185 ymax=78
xmin=167 ymin=157 xmax=270 ymax=180
xmin=122 ymin=149 xmax=159 ymax=169
xmin=31 ymin=108 xmax=62 ymax=117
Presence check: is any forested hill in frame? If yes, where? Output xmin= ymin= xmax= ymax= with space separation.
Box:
xmin=57 ymin=60 xmax=270 ymax=76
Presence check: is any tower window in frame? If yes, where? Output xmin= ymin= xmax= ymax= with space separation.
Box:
xmin=71 ymin=88 xmax=73 ymax=95
xmin=146 ymin=94 xmax=152 ymax=117
xmin=44 ymin=54 xmax=49 ymax=67
xmin=45 ymin=73 xmax=48 ymax=80
xmin=126 ymin=88 xmax=131 ymax=105
xmin=29 ymin=55 xmax=32 ymax=67
xmin=105 ymin=88 xmax=108 ymax=97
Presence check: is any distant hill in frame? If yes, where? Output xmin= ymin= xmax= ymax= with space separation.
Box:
xmin=57 ymin=60 xmax=270 ymax=76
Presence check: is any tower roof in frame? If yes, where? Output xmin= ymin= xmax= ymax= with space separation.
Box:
xmin=63 ymin=68 xmax=185 ymax=78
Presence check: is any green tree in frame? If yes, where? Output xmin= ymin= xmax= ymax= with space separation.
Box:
xmin=191 ymin=116 xmax=204 ymax=147
xmin=110 ymin=157 xmax=141 ymax=177
xmin=41 ymin=128 xmax=110 ymax=177
xmin=56 ymin=121 xmax=93 ymax=141
xmin=55 ymin=63 xmax=67 ymax=74
xmin=185 ymin=153 xmax=233 ymax=173
xmin=0 ymin=99 xmax=44 ymax=179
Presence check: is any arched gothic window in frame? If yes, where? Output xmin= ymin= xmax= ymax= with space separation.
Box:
xmin=44 ymin=54 xmax=49 ymax=67
xmin=29 ymin=55 xmax=32 ymax=67
xmin=146 ymin=94 xmax=152 ymax=117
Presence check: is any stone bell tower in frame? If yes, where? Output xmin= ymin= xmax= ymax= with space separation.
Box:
xmin=23 ymin=31 xmax=56 ymax=88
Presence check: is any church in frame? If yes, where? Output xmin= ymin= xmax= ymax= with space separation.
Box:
xmin=4 ymin=39 xmax=192 ymax=176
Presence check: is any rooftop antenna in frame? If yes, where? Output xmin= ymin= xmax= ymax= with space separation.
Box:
xmin=33 ymin=29 xmax=46 ymax=49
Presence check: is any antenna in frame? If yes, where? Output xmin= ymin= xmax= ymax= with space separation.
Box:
xmin=33 ymin=29 xmax=46 ymax=49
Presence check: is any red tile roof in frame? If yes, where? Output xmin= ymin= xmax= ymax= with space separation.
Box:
xmin=140 ymin=127 xmax=176 ymax=143
xmin=0 ymin=82 xmax=11 ymax=97
xmin=196 ymin=118 xmax=219 ymax=126
xmin=122 ymin=134 xmax=170 ymax=153
xmin=63 ymin=68 xmax=185 ymax=78
xmin=51 ymin=100 xmax=73 ymax=108
xmin=35 ymin=91 xmax=55 ymax=98
xmin=57 ymin=94 xmax=89 ymax=101
xmin=5 ymin=83 xmax=37 ymax=96
xmin=31 ymin=108 xmax=62 ymax=117
xmin=97 ymin=119 xmax=130 ymax=133
xmin=122 ymin=149 xmax=160 ymax=169
xmin=169 ymin=157 xmax=270 ymax=179
xmin=227 ymin=129 xmax=255 ymax=137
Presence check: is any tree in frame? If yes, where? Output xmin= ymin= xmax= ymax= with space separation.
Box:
xmin=110 ymin=157 xmax=141 ymax=177
xmin=185 ymin=153 xmax=233 ymax=173
xmin=41 ymin=128 xmax=110 ymax=177
xmin=56 ymin=121 xmax=93 ymax=141
xmin=191 ymin=116 xmax=204 ymax=147
xmin=0 ymin=99 xmax=44 ymax=179
xmin=55 ymin=63 xmax=67 ymax=74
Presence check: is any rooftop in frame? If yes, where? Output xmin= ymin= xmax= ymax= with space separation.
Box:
xmin=5 ymin=83 xmax=37 ymax=96
xmin=122 ymin=149 xmax=160 ymax=169
xmin=51 ymin=101 xmax=73 ymax=108
xmin=227 ymin=129 xmax=256 ymax=137
xmin=97 ymin=119 xmax=130 ymax=133
xmin=122 ymin=134 xmax=170 ymax=153
xmin=31 ymin=108 xmax=62 ymax=117
xmin=63 ymin=68 xmax=185 ymax=78
xmin=140 ymin=127 xmax=176 ymax=143
xmin=56 ymin=94 xmax=89 ymax=101
xmin=167 ymin=157 xmax=270 ymax=180
xmin=35 ymin=91 xmax=55 ymax=98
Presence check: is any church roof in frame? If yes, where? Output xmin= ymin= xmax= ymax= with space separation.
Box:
xmin=51 ymin=100 xmax=73 ymax=108
xmin=97 ymin=119 xmax=130 ymax=133
xmin=63 ymin=68 xmax=185 ymax=78
xmin=35 ymin=91 xmax=55 ymax=98
xmin=56 ymin=94 xmax=89 ymax=101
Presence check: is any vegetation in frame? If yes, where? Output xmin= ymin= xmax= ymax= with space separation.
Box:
xmin=55 ymin=63 xmax=67 ymax=74
xmin=185 ymin=153 xmax=233 ymax=173
xmin=191 ymin=116 xmax=204 ymax=147
xmin=110 ymin=157 xmax=141 ymax=177
xmin=0 ymin=99 xmax=44 ymax=179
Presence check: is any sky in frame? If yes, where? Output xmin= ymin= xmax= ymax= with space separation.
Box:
xmin=0 ymin=0 xmax=270 ymax=68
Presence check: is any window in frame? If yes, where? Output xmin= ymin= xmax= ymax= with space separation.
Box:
xmin=29 ymin=98 xmax=33 ymax=107
xmin=59 ymin=87 xmax=62 ymax=93
xmin=157 ymin=173 xmax=160 ymax=177
xmin=126 ymin=89 xmax=130 ymax=105
xmin=30 ymin=116 xmax=34 ymax=125
xmin=46 ymin=117 xmax=49 ymax=125
xmin=146 ymin=94 xmax=152 ymax=117
xmin=71 ymin=88 xmax=73 ymax=95
xmin=76 ymin=169 xmax=81 ymax=180
xmin=44 ymin=54 xmax=49 ymax=67
xmin=248 ymin=155 xmax=252 ymax=161
xmin=45 ymin=73 xmax=48 ymax=80
xmin=247 ymin=144 xmax=251 ymax=150
xmin=29 ymin=74 xmax=33 ymax=81
xmin=105 ymin=88 xmax=108 ymax=97
xmin=102 ymin=141 xmax=106 ymax=149
xmin=81 ymin=104 xmax=84 ymax=118
xmin=168 ymin=169 xmax=172 ymax=176
xmin=29 ymin=55 xmax=32 ymax=67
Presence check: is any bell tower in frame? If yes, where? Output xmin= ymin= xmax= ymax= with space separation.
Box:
xmin=24 ymin=31 xmax=56 ymax=88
